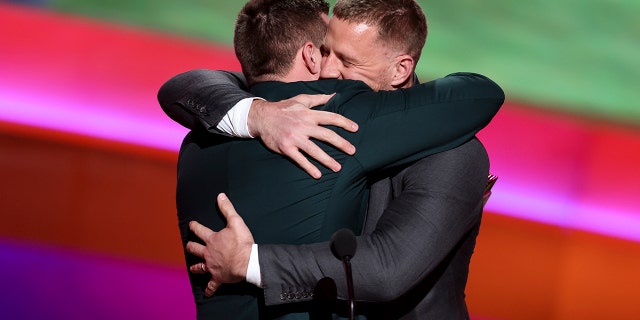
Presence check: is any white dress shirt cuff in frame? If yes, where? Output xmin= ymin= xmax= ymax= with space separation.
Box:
xmin=216 ymin=97 xmax=264 ymax=138
xmin=245 ymin=243 xmax=262 ymax=288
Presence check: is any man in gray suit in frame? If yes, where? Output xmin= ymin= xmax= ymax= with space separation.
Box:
xmin=160 ymin=0 xmax=498 ymax=318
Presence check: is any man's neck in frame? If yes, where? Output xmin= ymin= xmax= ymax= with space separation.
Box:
xmin=411 ymin=72 xmax=420 ymax=86
xmin=251 ymin=72 xmax=316 ymax=86
xmin=250 ymin=73 xmax=283 ymax=85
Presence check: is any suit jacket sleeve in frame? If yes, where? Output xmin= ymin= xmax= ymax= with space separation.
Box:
xmin=259 ymin=138 xmax=490 ymax=305
xmin=344 ymin=72 xmax=503 ymax=173
xmin=157 ymin=69 xmax=252 ymax=134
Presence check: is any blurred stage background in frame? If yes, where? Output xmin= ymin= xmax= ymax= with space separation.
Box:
xmin=1 ymin=0 xmax=639 ymax=319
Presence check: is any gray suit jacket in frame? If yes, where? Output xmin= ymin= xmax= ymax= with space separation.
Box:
xmin=158 ymin=69 xmax=494 ymax=319
xmin=260 ymin=138 xmax=488 ymax=320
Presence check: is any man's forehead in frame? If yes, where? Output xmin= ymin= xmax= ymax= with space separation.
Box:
xmin=327 ymin=18 xmax=379 ymax=45
xmin=329 ymin=17 xmax=376 ymax=33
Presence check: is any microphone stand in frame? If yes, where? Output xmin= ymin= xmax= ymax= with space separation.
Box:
xmin=330 ymin=228 xmax=357 ymax=320
xmin=343 ymin=255 xmax=355 ymax=320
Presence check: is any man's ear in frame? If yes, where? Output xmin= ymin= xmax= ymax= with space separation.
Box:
xmin=302 ymin=42 xmax=321 ymax=75
xmin=390 ymin=54 xmax=415 ymax=88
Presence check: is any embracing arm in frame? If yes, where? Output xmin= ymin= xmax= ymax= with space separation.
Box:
xmin=157 ymin=69 xmax=357 ymax=177
xmin=345 ymin=72 xmax=504 ymax=172
xmin=259 ymin=138 xmax=490 ymax=305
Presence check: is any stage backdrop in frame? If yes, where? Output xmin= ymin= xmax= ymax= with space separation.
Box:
xmin=1 ymin=1 xmax=639 ymax=320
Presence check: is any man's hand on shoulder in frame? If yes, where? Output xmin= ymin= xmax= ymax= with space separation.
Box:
xmin=186 ymin=193 xmax=254 ymax=297
xmin=248 ymin=94 xmax=358 ymax=179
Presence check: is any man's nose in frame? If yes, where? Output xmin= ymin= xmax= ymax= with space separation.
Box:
xmin=320 ymin=54 xmax=341 ymax=79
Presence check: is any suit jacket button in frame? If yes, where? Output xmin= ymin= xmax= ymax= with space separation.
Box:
xmin=280 ymin=293 xmax=287 ymax=300
xmin=288 ymin=293 xmax=295 ymax=300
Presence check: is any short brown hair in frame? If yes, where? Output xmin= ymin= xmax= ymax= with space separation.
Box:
xmin=234 ymin=0 xmax=330 ymax=84
xmin=333 ymin=0 xmax=427 ymax=63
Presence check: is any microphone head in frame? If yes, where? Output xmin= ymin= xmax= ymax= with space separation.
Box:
xmin=330 ymin=228 xmax=357 ymax=260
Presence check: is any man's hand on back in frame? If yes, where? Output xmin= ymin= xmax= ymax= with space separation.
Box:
xmin=186 ymin=193 xmax=255 ymax=297
xmin=248 ymin=94 xmax=358 ymax=179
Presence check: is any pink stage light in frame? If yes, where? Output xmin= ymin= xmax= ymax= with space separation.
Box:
xmin=0 ymin=85 xmax=187 ymax=151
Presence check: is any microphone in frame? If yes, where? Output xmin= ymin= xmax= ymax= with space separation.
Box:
xmin=330 ymin=228 xmax=357 ymax=320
